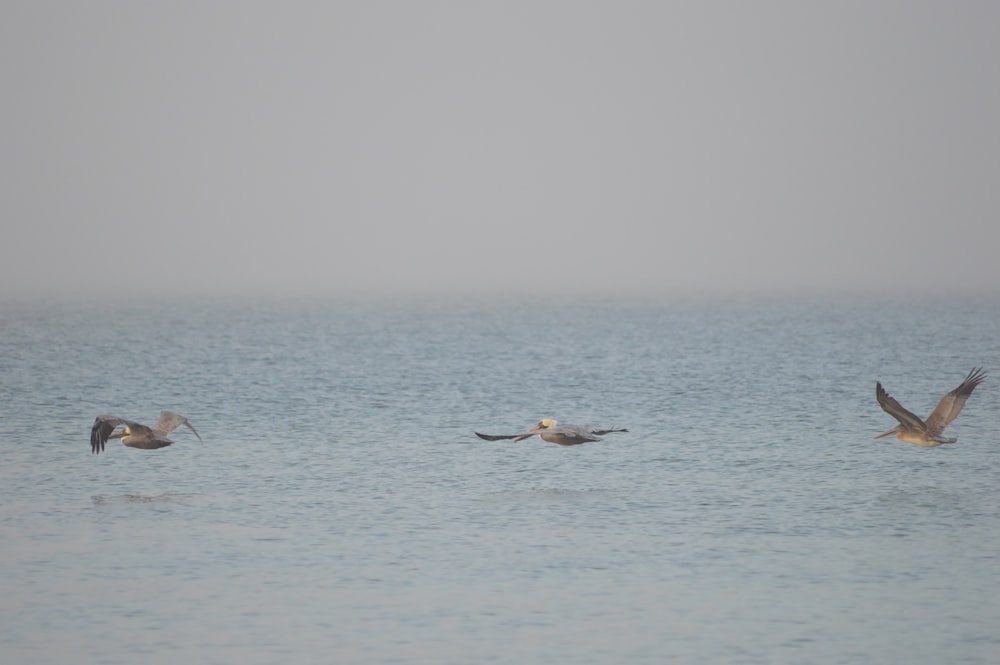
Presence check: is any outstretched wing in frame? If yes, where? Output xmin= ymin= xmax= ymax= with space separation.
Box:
xmin=591 ymin=427 xmax=628 ymax=436
xmin=152 ymin=411 xmax=203 ymax=442
xmin=475 ymin=429 xmax=542 ymax=442
xmin=539 ymin=426 xmax=601 ymax=444
xmin=875 ymin=383 xmax=928 ymax=433
xmin=924 ymin=368 xmax=986 ymax=436
xmin=90 ymin=415 xmax=138 ymax=454
xmin=475 ymin=431 xmax=520 ymax=441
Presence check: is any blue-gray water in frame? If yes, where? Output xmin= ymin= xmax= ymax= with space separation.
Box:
xmin=1 ymin=295 xmax=998 ymax=664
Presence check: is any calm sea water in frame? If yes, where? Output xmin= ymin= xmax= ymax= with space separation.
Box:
xmin=1 ymin=295 xmax=998 ymax=664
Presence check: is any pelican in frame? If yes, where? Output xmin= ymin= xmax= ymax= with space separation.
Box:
xmin=475 ymin=418 xmax=628 ymax=446
xmin=91 ymin=410 xmax=202 ymax=454
xmin=874 ymin=368 xmax=986 ymax=446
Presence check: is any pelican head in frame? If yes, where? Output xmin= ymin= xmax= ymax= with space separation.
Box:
xmin=530 ymin=418 xmax=557 ymax=432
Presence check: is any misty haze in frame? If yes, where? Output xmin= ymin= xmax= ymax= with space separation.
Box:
xmin=1 ymin=2 xmax=998 ymax=300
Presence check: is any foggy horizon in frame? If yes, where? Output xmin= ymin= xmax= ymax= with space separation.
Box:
xmin=2 ymin=2 xmax=998 ymax=301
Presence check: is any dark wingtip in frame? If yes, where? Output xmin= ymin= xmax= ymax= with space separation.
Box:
xmin=90 ymin=420 xmax=108 ymax=454
xmin=958 ymin=367 xmax=987 ymax=394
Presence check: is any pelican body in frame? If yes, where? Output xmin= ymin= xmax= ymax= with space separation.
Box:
xmin=476 ymin=418 xmax=628 ymax=446
xmin=875 ymin=368 xmax=985 ymax=446
xmin=91 ymin=411 xmax=202 ymax=454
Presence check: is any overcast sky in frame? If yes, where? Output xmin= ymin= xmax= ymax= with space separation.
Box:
xmin=2 ymin=1 xmax=998 ymax=300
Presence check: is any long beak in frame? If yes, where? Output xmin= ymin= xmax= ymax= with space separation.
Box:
xmin=108 ymin=427 xmax=128 ymax=440
xmin=873 ymin=426 xmax=899 ymax=440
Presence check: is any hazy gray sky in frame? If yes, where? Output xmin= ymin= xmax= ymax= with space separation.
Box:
xmin=2 ymin=1 xmax=998 ymax=299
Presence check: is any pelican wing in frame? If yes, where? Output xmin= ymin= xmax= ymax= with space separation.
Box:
xmin=475 ymin=431 xmax=520 ymax=441
xmin=152 ymin=410 xmax=203 ymax=442
xmin=90 ymin=415 xmax=141 ymax=454
xmin=475 ymin=430 xmax=542 ymax=442
xmin=875 ymin=382 xmax=928 ymax=433
xmin=538 ymin=426 xmax=600 ymax=444
xmin=924 ymin=368 xmax=986 ymax=436
xmin=591 ymin=427 xmax=628 ymax=436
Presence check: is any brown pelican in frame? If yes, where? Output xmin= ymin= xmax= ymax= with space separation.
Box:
xmin=91 ymin=411 xmax=202 ymax=454
xmin=475 ymin=418 xmax=628 ymax=446
xmin=875 ymin=368 xmax=986 ymax=446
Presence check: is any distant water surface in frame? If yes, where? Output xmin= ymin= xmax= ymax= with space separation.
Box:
xmin=1 ymin=295 xmax=998 ymax=664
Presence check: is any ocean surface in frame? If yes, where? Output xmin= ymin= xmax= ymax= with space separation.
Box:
xmin=1 ymin=295 xmax=998 ymax=664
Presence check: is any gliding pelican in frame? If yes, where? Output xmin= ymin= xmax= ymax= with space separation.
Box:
xmin=476 ymin=418 xmax=628 ymax=446
xmin=874 ymin=368 xmax=986 ymax=446
xmin=91 ymin=411 xmax=203 ymax=454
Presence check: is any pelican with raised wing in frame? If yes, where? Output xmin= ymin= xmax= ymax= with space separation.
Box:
xmin=91 ymin=411 xmax=203 ymax=454
xmin=875 ymin=368 xmax=986 ymax=446
xmin=476 ymin=418 xmax=628 ymax=446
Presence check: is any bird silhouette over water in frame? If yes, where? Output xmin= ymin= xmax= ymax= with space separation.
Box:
xmin=90 ymin=411 xmax=202 ymax=454
xmin=476 ymin=418 xmax=628 ymax=446
xmin=874 ymin=368 xmax=986 ymax=446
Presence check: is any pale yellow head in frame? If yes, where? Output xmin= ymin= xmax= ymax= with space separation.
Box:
xmin=530 ymin=418 xmax=557 ymax=432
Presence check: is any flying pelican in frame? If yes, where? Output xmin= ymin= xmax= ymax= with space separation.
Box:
xmin=91 ymin=410 xmax=203 ymax=454
xmin=475 ymin=418 xmax=628 ymax=446
xmin=874 ymin=367 xmax=986 ymax=446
